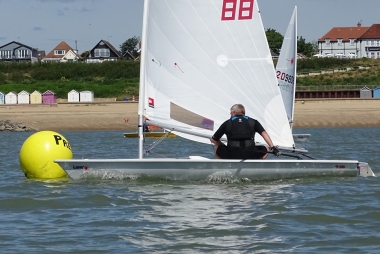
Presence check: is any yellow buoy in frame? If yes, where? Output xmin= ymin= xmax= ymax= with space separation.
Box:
xmin=19 ymin=131 xmax=73 ymax=179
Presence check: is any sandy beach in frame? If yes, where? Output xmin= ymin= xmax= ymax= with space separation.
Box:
xmin=1 ymin=99 xmax=380 ymax=131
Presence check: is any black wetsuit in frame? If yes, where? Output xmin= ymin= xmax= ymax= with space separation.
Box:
xmin=212 ymin=115 xmax=267 ymax=159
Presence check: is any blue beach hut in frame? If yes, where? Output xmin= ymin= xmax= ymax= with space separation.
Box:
xmin=373 ymin=87 xmax=380 ymax=98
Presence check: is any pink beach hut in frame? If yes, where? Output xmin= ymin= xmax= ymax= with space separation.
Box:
xmin=42 ymin=90 xmax=57 ymax=104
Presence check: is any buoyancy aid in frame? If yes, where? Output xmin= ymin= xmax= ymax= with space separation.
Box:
xmin=225 ymin=116 xmax=256 ymax=147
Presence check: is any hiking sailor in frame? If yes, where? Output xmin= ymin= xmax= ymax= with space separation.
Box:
xmin=210 ymin=104 xmax=281 ymax=159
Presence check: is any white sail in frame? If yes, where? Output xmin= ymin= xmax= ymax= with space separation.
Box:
xmin=141 ymin=0 xmax=294 ymax=149
xmin=276 ymin=6 xmax=297 ymax=127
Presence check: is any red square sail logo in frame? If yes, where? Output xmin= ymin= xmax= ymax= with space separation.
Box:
xmin=148 ymin=97 xmax=155 ymax=108
xmin=221 ymin=0 xmax=254 ymax=21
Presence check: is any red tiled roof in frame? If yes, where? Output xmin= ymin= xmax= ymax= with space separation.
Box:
xmin=318 ymin=26 xmax=369 ymax=42
xmin=360 ymin=24 xmax=380 ymax=39
xmin=44 ymin=41 xmax=75 ymax=59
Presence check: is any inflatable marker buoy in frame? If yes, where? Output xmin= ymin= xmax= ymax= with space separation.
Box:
xmin=19 ymin=131 xmax=73 ymax=179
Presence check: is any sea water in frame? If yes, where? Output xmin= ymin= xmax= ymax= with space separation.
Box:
xmin=0 ymin=127 xmax=380 ymax=253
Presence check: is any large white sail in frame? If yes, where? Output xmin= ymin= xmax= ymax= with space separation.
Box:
xmin=276 ymin=6 xmax=297 ymax=127
xmin=141 ymin=0 xmax=294 ymax=148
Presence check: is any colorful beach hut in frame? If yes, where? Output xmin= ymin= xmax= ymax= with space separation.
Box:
xmin=360 ymin=86 xmax=372 ymax=98
xmin=5 ymin=91 xmax=17 ymax=104
xmin=0 ymin=92 xmax=4 ymax=104
xmin=80 ymin=90 xmax=94 ymax=102
xmin=42 ymin=90 xmax=57 ymax=104
xmin=30 ymin=90 xmax=42 ymax=104
xmin=18 ymin=90 xmax=30 ymax=104
xmin=68 ymin=90 xmax=80 ymax=102
xmin=373 ymin=87 xmax=380 ymax=98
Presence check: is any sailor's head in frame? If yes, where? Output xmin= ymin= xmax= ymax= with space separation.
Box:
xmin=230 ymin=104 xmax=245 ymax=116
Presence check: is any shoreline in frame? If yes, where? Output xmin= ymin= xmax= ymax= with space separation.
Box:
xmin=1 ymin=99 xmax=380 ymax=131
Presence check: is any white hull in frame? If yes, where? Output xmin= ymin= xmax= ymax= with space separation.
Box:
xmin=55 ymin=159 xmax=374 ymax=181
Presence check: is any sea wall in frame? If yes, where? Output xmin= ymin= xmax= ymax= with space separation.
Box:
xmin=0 ymin=120 xmax=36 ymax=132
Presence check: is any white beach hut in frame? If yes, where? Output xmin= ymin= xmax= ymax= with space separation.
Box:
xmin=30 ymin=90 xmax=42 ymax=104
xmin=68 ymin=90 xmax=80 ymax=102
xmin=79 ymin=90 xmax=94 ymax=102
xmin=5 ymin=91 xmax=17 ymax=104
xmin=0 ymin=92 xmax=4 ymax=104
xmin=360 ymin=86 xmax=372 ymax=98
xmin=18 ymin=90 xmax=30 ymax=104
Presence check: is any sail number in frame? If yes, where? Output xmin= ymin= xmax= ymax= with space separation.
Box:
xmin=276 ymin=71 xmax=294 ymax=85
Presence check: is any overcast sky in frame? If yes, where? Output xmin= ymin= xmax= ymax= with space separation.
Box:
xmin=1 ymin=0 xmax=379 ymax=54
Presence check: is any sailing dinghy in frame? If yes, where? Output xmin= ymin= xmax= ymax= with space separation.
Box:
xmin=275 ymin=6 xmax=310 ymax=142
xmin=55 ymin=0 xmax=374 ymax=180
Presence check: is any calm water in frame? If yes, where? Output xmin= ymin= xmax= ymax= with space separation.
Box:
xmin=1 ymin=127 xmax=380 ymax=253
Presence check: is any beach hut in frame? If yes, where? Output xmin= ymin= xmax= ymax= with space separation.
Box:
xmin=42 ymin=90 xmax=57 ymax=104
xmin=18 ymin=90 xmax=30 ymax=104
xmin=68 ymin=90 xmax=80 ymax=102
xmin=30 ymin=90 xmax=42 ymax=104
xmin=0 ymin=92 xmax=4 ymax=104
xmin=80 ymin=90 xmax=94 ymax=102
xmin=360 ymin=86 xmax=372 ymax=98
xmin=5 ymin=91 xmax=17 ymax=104
xmin=373 ymin=87 xmax=380 ymax=98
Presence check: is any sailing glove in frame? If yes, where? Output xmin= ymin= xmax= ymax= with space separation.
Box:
xmin=271 ymin=146 xmax=281 ymax=157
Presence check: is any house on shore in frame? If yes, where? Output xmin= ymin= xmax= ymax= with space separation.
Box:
xmin=42 ymin=41 xmax=81 ymax=62
xmin=317 ymin=22 xmax=380 ymax=59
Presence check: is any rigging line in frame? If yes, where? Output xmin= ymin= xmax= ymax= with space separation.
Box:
xmin=144 ymin=131 xmax=172 ymax=155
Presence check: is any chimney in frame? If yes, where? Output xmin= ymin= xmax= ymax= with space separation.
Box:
xmin=357 ymin=22 xmax=361 ymax=27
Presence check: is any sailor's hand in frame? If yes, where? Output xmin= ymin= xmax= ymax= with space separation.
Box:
xmin=271 ymin=146 xmax=281 ymax=157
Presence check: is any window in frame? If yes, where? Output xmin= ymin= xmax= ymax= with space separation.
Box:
xmin=337 ymin=38 xmax=343 ymax=46
xmin=17 ymin=49 xmax=28 ymax=58
xmin=94 ymin=48 xmax=110 ymax=57
xmin=55 ymin=50 xmax=65 ymax=55
xmin=325 ymin=38 xmax=330 ymax=47
xmin=350 ymin=39 xmax=355 ymax=46
xmin=371 ymin=40 xmax=375 ymax=46
xmin=1 ymin=50 xmax=12 ymax=59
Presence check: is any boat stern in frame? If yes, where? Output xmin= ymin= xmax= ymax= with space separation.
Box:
xmin=358 ymin=162 xmax=376 ymax=177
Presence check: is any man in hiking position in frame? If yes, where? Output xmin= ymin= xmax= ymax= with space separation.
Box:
xmin=210 ymin=104 xmax=281 ymax=159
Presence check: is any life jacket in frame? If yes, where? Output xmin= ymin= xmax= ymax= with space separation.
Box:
xmin=225 ymin=116 xmax=255 ymax=141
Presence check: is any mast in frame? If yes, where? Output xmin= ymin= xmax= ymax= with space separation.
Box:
xmin=290 ymin=6 xmax=297 ymax=129
xmin=138 ymin=0 xmax=150 ymax=159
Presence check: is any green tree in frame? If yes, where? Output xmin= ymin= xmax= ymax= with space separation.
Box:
xmin=265 ymin=28 xmax=283 ymax=55
xmin=120 ymin=36 xmax=141 ymax=58
xmin=81 ymin=51 xmax=89 ymax=58
xmin=297 ymin=36 xmax=313 ymax=57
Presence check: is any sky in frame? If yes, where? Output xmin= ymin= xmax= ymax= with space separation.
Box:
xmin=1 ymin=0 xmax=380 ymax=54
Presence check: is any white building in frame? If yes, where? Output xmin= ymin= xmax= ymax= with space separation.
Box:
xmin=18 ymin=90 xmax=30 ymax=104
xmin=317 ymin=23 xmax=380 ymax=58
xmin=68 ymin=90 xmax=80 ymax=102
xmin=79 ymin=91 xmax=94 ymax=102
xmin=5 ymin=91 xmax=17 ymax=104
